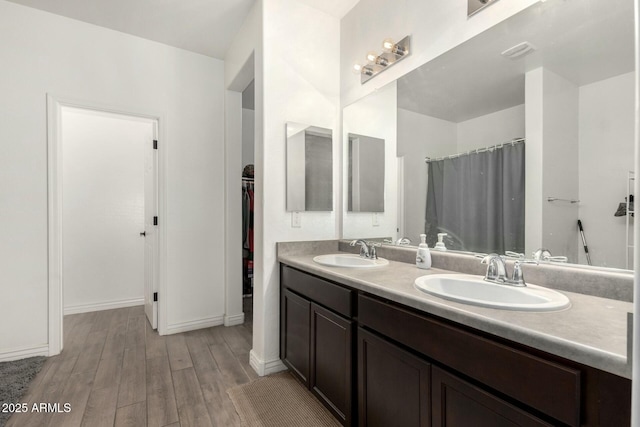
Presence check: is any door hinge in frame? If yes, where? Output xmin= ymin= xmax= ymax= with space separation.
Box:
xmin=153 ymin=139 xmax=158 ymax=150
xmin=153 ymin=216 xmax=158 ymax=226
xmin=153 ymin=292 xmax=158 ymax=302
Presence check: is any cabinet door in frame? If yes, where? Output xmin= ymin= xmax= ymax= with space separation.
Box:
xmin=432 ymin=366 xmax=552 ymax=427
xmin=310 ymin=303 xmax=353 ymax=426
xmin=281 ymin=289 xmax=310 ymax=385
xmin=358 ymin=327 xmax=430 ymax=427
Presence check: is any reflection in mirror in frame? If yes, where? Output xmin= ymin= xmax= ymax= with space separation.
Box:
xmin=342 ymin=82 xmax=397 ymax=240
xmin=286 ymin=123 xmax=333 ymax=212
xmin=342 ymin=0 xmax=635 ymax=271
xmin=348 ymin=134 xmax=385 ymax=212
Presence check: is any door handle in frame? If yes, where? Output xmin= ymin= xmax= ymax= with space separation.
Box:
xmin=140 ymin=231 xmax=146 ymax=237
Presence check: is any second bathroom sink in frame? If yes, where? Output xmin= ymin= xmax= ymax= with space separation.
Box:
xmin=313 ymin=254 xmax=389 ymax=268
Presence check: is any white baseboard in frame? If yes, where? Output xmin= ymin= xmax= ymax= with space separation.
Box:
xmin=224 ymin=312 xmax=245 ymax=326
xmin=0 ymin=345 xmax=49 ymax=362
xmin=249 ymin=349 xmax=287 ymax=377
xmin=165 ymin=315 xmax=224 ymax=335
xmin=64 ymin=298 xmax=144 ymax=315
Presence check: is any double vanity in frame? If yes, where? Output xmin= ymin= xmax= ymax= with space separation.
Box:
xmin=278 ymin=240 xmax=632 ymax=426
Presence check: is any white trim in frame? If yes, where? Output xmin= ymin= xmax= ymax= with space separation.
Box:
xmin=631 ymin=0 xmax=639 ymax=425
xmin=64 ymin=298 xmax=144 ymax=315
xmin=249 ymin=349 xmax=287 ymax=377
xmin=0 ymin=345 xmax=49 ymax=362
xmin=47 ymin=95 xmax=64 ymax=357
xmin=47 ymin=94 xmax=167 ymax=353
xmin=165 ymin=315 xmax=224 ymax=335
xmin=224 ymin=312 xmax=245 ymax=326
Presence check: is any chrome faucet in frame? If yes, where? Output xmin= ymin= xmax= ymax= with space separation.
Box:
xmin=350 ymin=240 xmax=379 ymax=259
xmin=481 ymin=254 xmax=528 ymax=287
xmin=481 ymin=254 xmax=508 ymax=283
xmin=532 ymin=248 xmax=568 ymax=263
xmin=532 ymin=248 xmax=552 ymax=262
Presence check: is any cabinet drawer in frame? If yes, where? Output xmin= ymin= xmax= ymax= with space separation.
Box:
xmin=358 ymin=294 xmax=581 ymax=426
xmin=282 ymin=265 xmax=353 ymax=317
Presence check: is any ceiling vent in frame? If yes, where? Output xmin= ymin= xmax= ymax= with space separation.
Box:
xmin=501 ymin=41 xmax=537 ymax=60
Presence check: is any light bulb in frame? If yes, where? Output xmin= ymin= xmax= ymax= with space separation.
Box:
xmin=382 ymin=38 xmax=407 ymax=56
xmin=382 ymin=38 xmax=395 ymax=52
xmin=366 ymin=52 xmax=378 ymax=63
xmin=352 ymin=63 xmax=363 ymax=75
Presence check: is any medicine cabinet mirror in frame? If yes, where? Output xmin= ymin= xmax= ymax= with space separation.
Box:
xmin=286 ymin=122 xmax=333 ymax=212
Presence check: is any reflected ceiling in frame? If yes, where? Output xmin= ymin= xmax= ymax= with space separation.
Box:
xmin=397 ymin=0 xmax=634 ymax=122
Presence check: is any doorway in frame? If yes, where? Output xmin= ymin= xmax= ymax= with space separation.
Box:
xmin=47 ymin=98 xmax=161 ymax=355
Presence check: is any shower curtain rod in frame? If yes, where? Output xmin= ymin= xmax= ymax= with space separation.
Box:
xmin=424 ymin=138 xmax=525 ymax=164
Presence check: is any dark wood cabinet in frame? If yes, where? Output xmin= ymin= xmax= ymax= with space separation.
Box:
xmin=281 ymin=266 xmax=354 ymax=426
xmin=432 ymin=366 xmax=552 ymax=427
xmin=311 ymin=303 xmax=353 ymax=425
xmin=281 ymin=288 xmax=311 ymax=385
xmin=280 ymin=265 xmax=631 ymax=427
xmin=358 ymin=327 xmax=430 ymax=427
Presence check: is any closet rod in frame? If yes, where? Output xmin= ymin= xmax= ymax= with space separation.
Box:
xmin=425 ymin=138 xmax=525 ymax=164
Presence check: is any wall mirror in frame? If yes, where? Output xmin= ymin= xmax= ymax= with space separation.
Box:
xmin=342 ymin=0 xmax=635 ymax=271
xmin=286 ymin=122 xmax=333 ymax=212
xmin=348 ymin=133 xmax=385 ymax=212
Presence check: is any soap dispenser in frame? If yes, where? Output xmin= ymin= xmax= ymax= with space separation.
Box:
xmin=416 ymin=234 xmax=432 ymax=269
xmin=434 ymin=233 xmax=448 ymax=251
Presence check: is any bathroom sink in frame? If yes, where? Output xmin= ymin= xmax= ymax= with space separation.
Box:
xmin=313 ymin=254 xmax=389 ymax=268
xmin=414 ymin=274 xmax=570 ymax=312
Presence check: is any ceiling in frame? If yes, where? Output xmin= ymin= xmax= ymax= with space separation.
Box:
xmin=6 ymin=0 xmax=360 ymax=59
xmin=397 ymin=0 xmax=635 ymax=123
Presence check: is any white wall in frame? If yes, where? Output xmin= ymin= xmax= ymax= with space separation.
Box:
xmin=224 ymin=1 xmax=262 ymax=331
xmin=525 ymin=68 xmax=545 ymax=256
xmin=457 ymin=104 xmax=526 ymax=151
xmin=541 ymin=69 xmax=580 ymax=263
xmin=0 ymin=0 xmax=225 ymax=357
xmin=578 ymin=72 xmax=635 ymax=268
xmin=525 ymin=68 xmax=580 ymax=262
xmin=224 ymin=0 xmax=263 ymax=367
xmin=397 ymin=108 xmax=456 ymax=243
xmin=242 ymin=108 xmax=255 ymax=168
xmin=252 ymin=0 xmax=340 ymax=374
xmin=62 ymin=108 xmax=150 ymax=314
xmin=343 ymin=82 xmax=398 ymax=240
xmin=340 ymin=0 xmax=539 ymax=107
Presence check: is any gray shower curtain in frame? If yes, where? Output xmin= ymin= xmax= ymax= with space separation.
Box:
xmin=425 ymin=142 xmax=525 ymax=254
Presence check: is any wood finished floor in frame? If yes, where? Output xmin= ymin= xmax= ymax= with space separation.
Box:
xmin=8 ymin=300 xmax=255 ymax=427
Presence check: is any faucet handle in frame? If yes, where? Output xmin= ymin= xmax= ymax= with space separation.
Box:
xmin=505 ymin=251 xmax=525 ymax=260
xmin=508 ymin=261 xmax=527 ymax=287
xmin=369 ymin=244 xmax=380 ymax=260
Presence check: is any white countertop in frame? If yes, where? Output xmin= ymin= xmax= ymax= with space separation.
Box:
xmin=278 ymin=250 xmax=632 ymax=379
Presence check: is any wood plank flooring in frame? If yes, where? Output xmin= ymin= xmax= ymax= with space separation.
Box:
xmin=7 ymin=301 xmax=255 ymax=427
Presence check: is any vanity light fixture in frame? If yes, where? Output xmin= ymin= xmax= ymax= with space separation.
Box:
xmin=353 ymin=35 xmax=411 ymax=84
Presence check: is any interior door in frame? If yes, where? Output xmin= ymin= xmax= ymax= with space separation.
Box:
xmin=144 ymin=122 xmax=159 ymax=329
